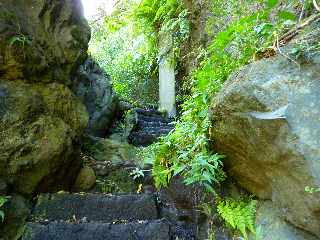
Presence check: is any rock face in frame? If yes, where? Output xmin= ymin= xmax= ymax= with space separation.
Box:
xmin=210 ymin=24 xmax=320 ymax=237
xmin=254 ymin=201 xmax=319 ymax=240
xmin=0 ymin=0 xmax=90 ymax=196
xmin=73 ymin=58 xmax=118 ymax=137
xmin=0 ymin=0 xmax=90 ymax=83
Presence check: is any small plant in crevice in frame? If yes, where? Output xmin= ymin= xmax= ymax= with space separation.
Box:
xmin=305 ymin=185 xmax=320 ymax=194
xmin=0 ymin=196 xmax=10 ymax=222
xmin=129 ymin=167 xmax=145 ymax=180
xmin=217 ymin=198 xmax=257 ymax=240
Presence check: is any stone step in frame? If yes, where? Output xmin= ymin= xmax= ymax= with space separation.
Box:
xmin=137 ymin=115 xmax=172 ymax=124
xmin=131 ymin=127 xmax=172 ymax=135
xmin=129 ymin=133 xmax=159 ymax=147
xmin=22 ymin=220 xmax=170 ymax=240
xmin=135 ymin=108 xmax=165 ymax=118
xmin=31 ymin=193 xmax=158 ymax=223
xmin=138 ymin=119 xmax=170 ymax=128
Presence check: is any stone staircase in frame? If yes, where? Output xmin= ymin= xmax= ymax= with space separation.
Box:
xmin=128 ymin=109 xmax=174 ymax=147
xmin=22 ymin=192 xmax=195 ymax=240
xmin=20 ymin=109 xmax=198 ymax=240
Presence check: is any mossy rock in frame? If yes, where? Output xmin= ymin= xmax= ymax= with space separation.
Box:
xmin=0 ymin=0 xmax=90 ymax=83
xmin=0 ymin=81 xmax=88 ymax=195
xmin=73 ymin=166 xmax=96 ymax=192
xmin=84 ymin=137 xmax=141 ymax=171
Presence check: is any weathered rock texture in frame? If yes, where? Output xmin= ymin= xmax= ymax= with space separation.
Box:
xmin=210 ymin=23 xmax=320 ymax=237
xmin=31 ymin=193 xmax=159 ymax=222
xmin=0 ymin=0 xmax=90 ymax=83
xmin=23 ymin=192 xmax=196 ymax=240
xmin=0 ymin=0 xmax=90 ymax=196
xmin=23 ymin=220 xmax=171 ymax=240
xmin=73 ymin=58 xmax=118 ymax=137
xmin=253 ymin=201 xmax=319 ymax=240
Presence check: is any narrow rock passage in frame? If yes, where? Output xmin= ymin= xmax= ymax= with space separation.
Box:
xmin=22 ymin=107 xmax=197 ymax=240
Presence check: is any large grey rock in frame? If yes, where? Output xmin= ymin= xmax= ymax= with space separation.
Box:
xmin=210 ymin=23 xmax=320 ymax=237
xmin=31 ymin=193 xmax=159 ymax=222
xmin=252 ymin=201 xmax=319 ymax=240
xmin=73 ymin=58 xmax=118 ymax=137
xmin=22 ymin=220 xmax=170 ymax=240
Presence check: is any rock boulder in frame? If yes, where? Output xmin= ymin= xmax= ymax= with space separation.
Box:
xmin=0 ymin=0 xmax=90 ymax=196
xmin=73 ymin=58 xmax=118 ymax=137
xmin=210 ymin=23 xmax=320 ymax=237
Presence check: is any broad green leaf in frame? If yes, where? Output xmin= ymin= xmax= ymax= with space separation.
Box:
xmin=278 ymin=11 xmax=297 ymax=21
xmin=266 ymin=0 xmax=278 ymax=8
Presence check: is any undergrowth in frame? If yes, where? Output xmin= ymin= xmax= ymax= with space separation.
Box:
xmin=145 ymin=0 xmax=297 ymax=193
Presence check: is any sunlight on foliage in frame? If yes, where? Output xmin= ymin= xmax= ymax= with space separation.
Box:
xmin=0 ymin=196 xmax=9 ymax=222
xmin=89 ymin=0 xmax=190 ymax=106
xmin=89 ymin=0 xmax=158 ymax=106
xmin=145 ymin=0 xmax=298 ymax=192
xmin=217 ymin=198 xmax=258 ymax=240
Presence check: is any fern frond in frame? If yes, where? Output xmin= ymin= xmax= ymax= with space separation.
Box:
xmin=217 ymin=198 xmax=257 ymax=240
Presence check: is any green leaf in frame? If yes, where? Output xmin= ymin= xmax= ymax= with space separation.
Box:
xmin=266 ymin=0 xmax=278 ymax=8
xmin=0 ymin=211 xmax=4 ymax=222
xmin=278 ymin=11 xmax=296 ymax=21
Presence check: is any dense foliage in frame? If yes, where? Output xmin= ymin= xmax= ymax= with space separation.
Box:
xmin=146 ymin=0 xmax=301 ymax=192
xmin=89 ymin=1 xmax=158 ymax=106
xmin=89 ymin=0 xmax=190 ymax=106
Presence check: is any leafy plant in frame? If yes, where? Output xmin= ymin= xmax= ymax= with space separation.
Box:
xmin=217 ymin=198 xmax=257 ymax=240
xmin=305 ymin=186 xmax=320 ymax=194
xmin=89 ymin=0 xmax=158 ymax=106
xmin=143 ymin=0 xmax=301 ymax=194
xmin=130 ymin=167 xmax=145 ymax=180
xmin=146 ymin=3 xmax=290 ymax=192
xmin=0 ymin=196 xmax=10 ymax=222
xmin=89 ymin=0 xmax=190 ymax=106
xmin=8 ymin=25 xmax=31 ymax=58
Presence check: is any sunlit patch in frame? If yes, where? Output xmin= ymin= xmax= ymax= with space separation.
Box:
xmin=81 ymin=0 xmax=116 ymax=20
